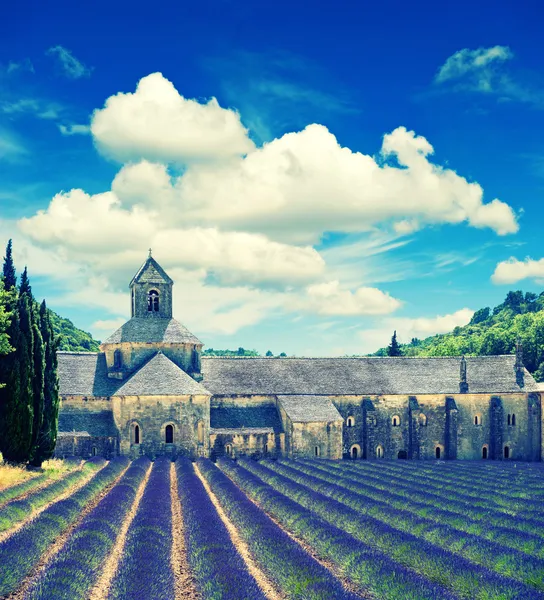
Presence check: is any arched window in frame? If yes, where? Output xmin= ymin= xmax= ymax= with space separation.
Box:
xmin=474 ymin=414 xmax=482 ymax=426
xmin=113 ymin=349 xmax=122 ymax=369
xmin=346 ymin=416 xmax=355 ymax=428
xmin=350 ymin=444 xmax=360 ymax=459
xmin=147 ymin=289 xmax=159 ymax=312
xmin=376 ymin=445 xmax=384 ymax=459
xmin=315 ymin=446 xmax=320 ymax=457
xmin=132 ymin=423 xmax=140 ymax=445
xmin=92 ymin=446 xmax=98 ymax=456
xmin=504 ymin=445 xmax=510 ymax=459
xmin=397 ymin=450 xmax=408 ymax=459
xmin=225 ymin=444 xmax=232 ymax=456
xmin=482 ymin=445 xmax=488 ymax=459
xmin=435 ymin=446 xmax=441 ymax=459
xmin=264 ymin=443 xmax=268 ymax=454
xmin=165 ymin=424 xmax=174 ymax=444
xmin=507 ymin=414 xmax=511 ymax=426
xmin=418 ymin=414 xmax=427 ymax=427
xmin=512 ymin=414 xmax=516 ymax=426
xmin=392 ymin=415 xmax=401 ymax=427
xmin=197 ymin=421 xmax=205 ymax=444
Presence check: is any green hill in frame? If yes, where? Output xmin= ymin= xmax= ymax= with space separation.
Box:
xmin=372 ymin=291 xmax=544 ymax=382
xmin=48 ymin=310 xmax=101 ymax=352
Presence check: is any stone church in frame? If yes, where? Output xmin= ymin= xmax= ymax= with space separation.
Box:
xmin=56 ymin=255 xmax=543 ymax=462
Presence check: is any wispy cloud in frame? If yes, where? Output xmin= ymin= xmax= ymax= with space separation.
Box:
xmin=206 ymin=50 xmax=357 ymax=142
xmin=0 ymin=128 xmax=27 ymax=163
xmin=46 ymin=45 xmax=91 ymax=79
xmin=4 ymin=58 xmax=34 ymax=76
xmin=433 ymin=45 xmax=544 ymax=108
xmin=58 ymin=123 xmax=90 ymax=136
xmin=0 ymin=97 xmax=64 ymax=120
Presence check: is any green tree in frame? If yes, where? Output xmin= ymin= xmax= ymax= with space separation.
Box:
xmin=387 ymin=330 xmax=402 ymax=357
xmin=266 ymin=350 xmax=273 ymax=357
xmin=0 ymin=280 xmax=12 ymax=358
xmin=20 ymin=268 xmax=46 ymax=466
xmin=31 ymin=301 xmax=60 ymax=467
xmin=2 ymin=239 xmax=16 ymax=292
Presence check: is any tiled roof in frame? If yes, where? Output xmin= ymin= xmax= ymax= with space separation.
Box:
xmin=115 ymin=352 xmax=210 ymax=397
xmin=58 ymin=352 xmax=120 ymax=397
xmin=130 ymin=256 xmax=173 ymax=286
xmin=211 ymin=406 xmax=282 ymax=432
xmin=278 ymin=395 xmax=343 ymax=423
xmin=201 ymin=355 xmax=538 ymax=396
xmin=58 ymin=351 xmax=209 ymax=397
xmin=102 ymin=317 xmax=202 ymax=345
xmin=58 ymin=409 xmax=118 ymax=437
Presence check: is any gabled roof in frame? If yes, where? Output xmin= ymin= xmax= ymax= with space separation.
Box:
xmin=130 ymin=255 xmax=173 ymax=286
xmin=278 ymin=395 xmax=343 ymax=423
xmin=114 ymin=352 xmax=210 ymax=397
xmin=102 ymin=318 xmax=202 ymax=345
xmin=201 ymin=355 xmax=538 ymax=396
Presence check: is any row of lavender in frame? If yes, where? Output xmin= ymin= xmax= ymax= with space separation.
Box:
xmin=0 ymin=458 xmax=99 ymax=534
xmin=231 ymin=458 xmax=543 ymax=600
xmin=275 ymin=459 xmax=544 ymax=591
xmin=196 ymin=457 xmax=357 ymax=599
xmin=300 ymin=459 xmax=544 ymax=552
xmin=0 ymin=457 xmax=129 ymax=597
xmin=362 ymin=460 xmax=544 ymax=512
xmin=342 ymin=459 xmax=544 ymax=527
xmin=216 ymin=457 xmax=455 ymax=600
xmin=25 ymin=457 xmax=150 ymax=600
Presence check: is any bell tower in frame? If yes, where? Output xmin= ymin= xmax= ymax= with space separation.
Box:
xmin=130 ymin=250 xmax=173 ymax=319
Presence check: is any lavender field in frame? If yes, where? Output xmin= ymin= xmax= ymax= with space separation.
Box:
xmin=0 ymin=458 xmax=543 ymax=600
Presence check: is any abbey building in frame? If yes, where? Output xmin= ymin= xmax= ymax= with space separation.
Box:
xmin=56 ymin=255 xmax=543 ymax=462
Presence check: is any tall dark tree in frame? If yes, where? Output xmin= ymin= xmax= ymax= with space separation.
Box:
xmin=0 ymin=291 xmax=34 ymax=462
xmin=2 ymin=239 xmax=16 ymax=292
xmin=20 ymin=268 xmax=46 ymax=465
xmin=31 ymin=301 xmax=60 ymax=466
xmin=387 ymin=330 xmax=402 ymax=357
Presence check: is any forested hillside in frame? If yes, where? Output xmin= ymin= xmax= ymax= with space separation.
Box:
xmin=48 ymin=310 xmax=101 ymax=352
xmin=373 ymin=291 xmax=544 ymax=381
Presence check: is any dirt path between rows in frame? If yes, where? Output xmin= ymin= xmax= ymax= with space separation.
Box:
xmin=194 ymin=463 xmax=283 ymax=600
xmin=0 ymin=462 xmax=83 ymax=511
xmin=170 ymin=463 xmax=200 ymax=600
xmin=88 ymin=462 xmax=152 ymax=600
xmin=219 ymin=464 xmax=373 ymax=599
xmin=0 ymin=463 xmax=105 ymax=545
xmin=5 ymin=462 xmax=130 ymax=600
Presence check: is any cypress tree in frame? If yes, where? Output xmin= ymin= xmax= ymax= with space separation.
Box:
xmin=387 ymin=330 xmax=402 ymax=357
xmin=20 ymin=268 xmax=45 ymax=466
xmin=31 ymin=301 xmax=60 ymax=466
xmin=2 ymin=239 xmax=16 ymax=292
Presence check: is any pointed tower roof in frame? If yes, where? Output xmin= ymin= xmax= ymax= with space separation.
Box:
xmin=130 ymin=253 xmax=173 ymax=287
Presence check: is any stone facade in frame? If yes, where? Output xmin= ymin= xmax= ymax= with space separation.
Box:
xmin=55 ymin=255 xmax=544 ymax=462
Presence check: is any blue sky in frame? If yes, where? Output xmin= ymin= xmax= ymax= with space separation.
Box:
xmin=1 ymin=0 xmax=544 ymax=355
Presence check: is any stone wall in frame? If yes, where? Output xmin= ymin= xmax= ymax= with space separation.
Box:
xmin=111 ymin=394 xmax=210 ymax=459
xmin=209 ymin=430 xmax=279 ymax=460
xmin=55 ymin=435 xmax=118 ymax=459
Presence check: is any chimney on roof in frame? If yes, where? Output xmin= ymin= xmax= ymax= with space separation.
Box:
xmin=459 ymin=356 xmax=468 ymax=394
xmin=515 ymin=337 xmax=525 ymax=388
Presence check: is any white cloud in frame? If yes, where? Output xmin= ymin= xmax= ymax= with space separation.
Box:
xmin=59 ymin=123 xmax=90 ymax=136
xmin=18 ymin=188 xmax=324 ymax=288
xmin=90 ymin=318 xmax=126 ymax=332
xmin=166 ymin=124 xmax=517 ymax=241
xmin=0 ymin=128 xmax=27 ymax=162
xmin=46 ymin=46 xmax=91 ymax=79
xmin=435 ymin=46 xmax=513 ymax=86
xmin=302 ymin=280 xmax=401 ymax=316
xmin=0 ymin=98 xmax=63 ymax=120
xmin=492 ymin=257 xmax=544 ymax=284
xmin=91 ymin=73 xmax=254 ymax=164
xmin=357 ymin=308 xmax=474 ymax=353
xmin=6 ymin=59 xmax=34 ymax=75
